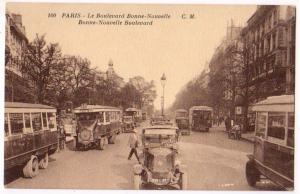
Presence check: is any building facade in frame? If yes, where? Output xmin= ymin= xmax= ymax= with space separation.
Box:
xmin=5 ymin=11 xmax=35 ymax=103
xmin=242 ymin=5 xmax=296 ymax=103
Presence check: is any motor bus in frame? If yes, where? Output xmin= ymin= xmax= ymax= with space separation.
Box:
xmin=245 ymin=95 xmax=294 ymax=190
xmin=4 ymin=102 xmax=58 ymax=178
xmin=175 ymin=109 xmax=188 ymax=118
xmin=175 ymin=109 xmax=190 ymax=135
xmin=73 ymin=104 xmax=122 ymax=150
xmin=58 ymin=101 xmax=76 ymax=136
xmin=125 ymin=108 xmax=142 ymax=126
xmin=189 ymin=106 xmax=213 ymax=132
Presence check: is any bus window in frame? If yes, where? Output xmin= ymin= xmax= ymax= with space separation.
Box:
xmin=9 ymin=113 xmax=24 ymax=135
xmin=24 ymin=113 xmax=32 ymax=133
xmin=4 ymin=113 xmax=9 ymax=136
xmin=47 ymin=112 xmax=56 ymax=130
xmin=42 ymin=112 xmax=48 ymax=129
xmin=256 ymin=112 xmax=267 ymax=138
xmin=32 ymin=113 xmax=42 ymax=132
xmin=105 ymin=112 xmax=110 ymax=122
xmin=267 ymin=112 xmax=285 ymax=140
xmin=287 ymin=112 xmax=294 ymax=147
xmin=97 ymin=112 xmax=104 ymax=123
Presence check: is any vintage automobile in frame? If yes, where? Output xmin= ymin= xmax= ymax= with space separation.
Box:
xmin=175 ymin=117 xmax=190 ymax=135
xmin=245 ymin=95 xmax=294 ymax=190
xmin=150 ymin=116 xmax=173 ymax=126
xmin=133 ymin=126 xmax=187 ymax=190
xmin=122 ymin=115 xmax=135 ymax=132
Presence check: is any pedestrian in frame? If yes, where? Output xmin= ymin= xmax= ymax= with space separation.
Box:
xmin=127 ymin=128 xmax=140 ymax=163
xmin=225 ymin=116 xmax=231 ymax=132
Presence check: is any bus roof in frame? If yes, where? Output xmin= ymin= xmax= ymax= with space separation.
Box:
xmin=125 ymin=108 xmax=140 ymax=112
xmin=74 ymin=104 xmax=121 ymax=113
xmin=189 ymin=106 xmax=213 ymax=111
xmin=5 ymin=102 xmax=55 ymax=109
xmin=252 ymin=95 xmax=294 ymax=112
xmin=175 ymin=109 xmax=188 ymax=112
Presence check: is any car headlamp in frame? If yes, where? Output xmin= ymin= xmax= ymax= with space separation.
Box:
xmin=133 ymin=164 xmax=143 ymax=175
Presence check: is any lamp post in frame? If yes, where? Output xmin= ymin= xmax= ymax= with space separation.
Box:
xmin=160 ymin=73 xmax=166 ymax=117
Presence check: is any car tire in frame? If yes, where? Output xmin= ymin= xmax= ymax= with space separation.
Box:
xmin=134 ymin=175 xmax=141 ymax=190
xmin=180 ymin=172 xmax=188 ymax=190
xmin=39 ymin=153 xmax=49 ymax=169
xmin=73 ymin=136 xmax=79 ymax=151
xmin=99 ymin=138 xmax=106 ymax=150
xmin=246 ymin=160 xmax=260 ymax=187
xmin=23 ymin=155 xmax=39 ymax=178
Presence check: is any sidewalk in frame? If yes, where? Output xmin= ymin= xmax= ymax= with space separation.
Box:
xmin=241 ymin=132 xmax=255 ymax=143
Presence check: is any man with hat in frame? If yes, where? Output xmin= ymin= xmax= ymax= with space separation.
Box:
xmin=127 ymin=128 xmax=140 ymax=163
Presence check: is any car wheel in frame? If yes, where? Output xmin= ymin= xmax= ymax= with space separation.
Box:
xmin=134 ymin=175 xmax=141 ymax=190
xmin=23 ymin=155 xmax=39 ymax=178
xmin=39 ymin=153 xmax=49 ymax=169
xmin=73 ymin=136 xmax=79 ymax=151
xmin=246 ymin=160 xmax=260 ymax=187
xmin=99 ymin=138 xmax=106 ymax=150
xmin=180 ymin=172 xmax=188 ymax=190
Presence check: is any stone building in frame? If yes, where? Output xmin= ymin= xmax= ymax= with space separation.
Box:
xmin=241 ymin=5 xmax=296 ymax=103
xmin=5 ymin=11 xmax=34 ymax=102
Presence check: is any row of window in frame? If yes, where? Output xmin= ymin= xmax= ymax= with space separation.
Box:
xmin=4 ymin=112 xmax=56 ymax=136
xmin=256 ymin=112 xmax=294 ymax=147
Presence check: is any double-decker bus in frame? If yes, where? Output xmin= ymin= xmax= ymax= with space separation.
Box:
xmin=189 ymin=106 xmax=213 ymax=132
xmin=73 ymin=104 xmax=122 ymax=150
xmin=4 ymin=102 xmax=58 ymax=178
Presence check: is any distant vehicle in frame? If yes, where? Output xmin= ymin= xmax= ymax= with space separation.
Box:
xmin=73 ymin=104 xmax=122 ymax=150
xmin=59 ymin=101 xmax=76 ymax=136
xmin=175 ymin=109 xmax=188 ymax=118
xmin=175 ymin=109 xmax=190 ymax=135
xmin=122 ymin=115 xmax=135 ymax=133
xmin=150 ymin=115 xmax=173 ymax=126
xmin=189 ymin=106 xmax=213 ymax=132
xmin=245 ymin=95 xmax=294 ymax=190
xmin=4 ymin=102 xmax=58 ymax=178
xmin=133 ymin=125 xmax=187 ymax=190
xmin=125 ymin=108 xmax=142 ymax=126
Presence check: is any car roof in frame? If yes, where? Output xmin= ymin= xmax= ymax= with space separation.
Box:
xmin=144 ymin=125 xmax=178 ymax=130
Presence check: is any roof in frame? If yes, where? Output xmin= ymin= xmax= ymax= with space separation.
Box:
xmin=144 ymin=125 xmax=178 ymax=130
xmin=252 ymin=95 xmax=294 ymax=112
xmin=5 ymin=102 xmax=55 ymax=109
xmin=75 ymin=104 xmax=120 ymax=110
xmin=175 ymin=109 xmax=188 ymax=112
xmin=144 ymin=128 xmax=177 ymax=135
xmin=189 ymin=106 xmax=213 ymax=111
xmin=74 ymin=104 xmax=121 ymax=113
xmin=125 ymin=108 xmax=140 ymax=112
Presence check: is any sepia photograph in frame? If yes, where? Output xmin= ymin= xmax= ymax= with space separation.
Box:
xmin=2 ymin=0 xmax=297 ymax=191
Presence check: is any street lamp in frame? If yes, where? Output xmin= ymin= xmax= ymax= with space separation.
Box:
xmin=160 ymin=73 xmax=166 ymax=117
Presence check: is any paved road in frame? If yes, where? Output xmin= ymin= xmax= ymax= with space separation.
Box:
xmin=5 ymin=124 xmax=281 ymax=190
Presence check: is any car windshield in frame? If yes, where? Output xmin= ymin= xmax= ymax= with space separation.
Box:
xmin=123 ymin=117 xmax=132 ymax=122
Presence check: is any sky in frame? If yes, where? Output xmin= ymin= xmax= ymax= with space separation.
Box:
xmin=6 ymin=3 xmax=256 ymax=110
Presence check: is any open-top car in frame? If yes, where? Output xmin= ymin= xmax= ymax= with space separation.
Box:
xmin=133 ymin=126 xmax=187 ymax=190
xmin=150 ymin=116 xmax=173 ymax=126
xmin=122 ymin=115 xmax=135 ymax=132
